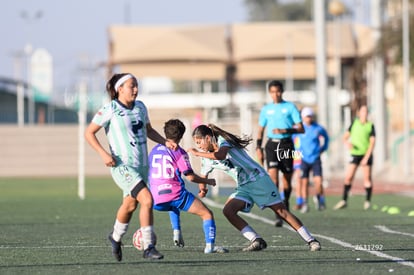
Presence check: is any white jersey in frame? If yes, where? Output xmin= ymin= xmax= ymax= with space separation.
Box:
xmin=200 ymin=136 xmax=266 ymax=186
xmin=92 ymin=99 xmax=149 ymax=168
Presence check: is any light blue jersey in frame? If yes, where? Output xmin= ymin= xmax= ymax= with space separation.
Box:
xmin=200 ymin=136 xmax=282 ymax=210
xmin=200 ymin=136 xmax=266 ymax=186
xmin=294 ymin=122 xmax=329 ymax=164
xmin=92 ymin=99 xmax=149 ymax=168
xmin=258 ymin=101 xmax=301 ymax=139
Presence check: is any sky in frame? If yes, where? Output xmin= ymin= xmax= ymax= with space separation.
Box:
xmin=0 ymin=0 xmax=247 ymax=91
xmin=1 ymin=0 xmax=369 ymax=97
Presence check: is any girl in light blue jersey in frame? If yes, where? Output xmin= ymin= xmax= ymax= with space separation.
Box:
xmin=187 ymin=124 xmax=321 ymax=252
xmin=85 ymin=73 xmax=176 ymax=261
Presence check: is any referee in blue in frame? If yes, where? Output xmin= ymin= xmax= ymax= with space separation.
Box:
xmin=256 ymin=80 xmax=304 ymax=227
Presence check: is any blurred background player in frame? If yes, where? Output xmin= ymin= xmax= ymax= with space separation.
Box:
xmin=256 ymin=80 xmax=304 ymax=226
xmin=189 ymin=124 xmax=321 ymax=252
xmin=148 ymin=119 xmax=228 ymax=254
xmin=85 ymin=73 xmax=175 ymax=261
xmin=293 ymin=107 xmax=329 ymax=213
xmin=334 ymin=105 xmax=376 ymax=210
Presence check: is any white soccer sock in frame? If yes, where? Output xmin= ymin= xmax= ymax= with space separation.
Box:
xmin=297 ymin=226 xmax=313 ymax=243
xmin=241 ymin=225 xmax=260 ymax=242
xmin=112 ymin=220 xmax=129 ymax=242
xmin=141 ymin=225 xmax=154 ymax=250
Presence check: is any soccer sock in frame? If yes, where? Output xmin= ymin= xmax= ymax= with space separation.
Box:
xmin=241 ymin=225 xmax=260 ymax=242
xmin=365 ymin=187 xmax=373 ymax=201
xmin=343 ymin=184 xmax=352 ymax=201
xmin=296 ymin=197 xmax=304 ymax=206
xmin=141 ymin=225 xmax=154 ymax=250
xmin=284 ymin=187 xmax=292 ymax=210
xmin=203 ymin=219 xmax=216 ymax=244
xmin=169 ymin=209 xmax=181 ymax=230
xmin=319 ymin=195 xmax=325 ymax=204
xmin=297 ymin=226 xmax=313 ymax=243
xmin=112 ymin=220 xmax=129 ymax=242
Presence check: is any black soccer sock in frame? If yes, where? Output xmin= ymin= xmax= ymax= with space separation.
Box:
xmin=365 ymin=187 xmax=372 ymax=201
xmin=343 ymin=184 xmax=351 ymax=201
xmin=283 ymin=187 xmax=292 ymax=211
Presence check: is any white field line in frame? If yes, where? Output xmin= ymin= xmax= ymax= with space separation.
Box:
xmin=203 ymin=198 xmax=414 ymax=269
xmin=374 ymin=225 xmax=414 ymax=238
xmin=1 ymin=200 xmax=413 ymax=268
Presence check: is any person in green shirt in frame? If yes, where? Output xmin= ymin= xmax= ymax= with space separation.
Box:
xmin=333 ymin=105 xmax=376 ymax=210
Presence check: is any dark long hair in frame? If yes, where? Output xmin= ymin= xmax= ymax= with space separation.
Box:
xmin=192 ymin=124 xmax=252 ymax=149
xmin=106 ymin=73 xmax=135 ymax=100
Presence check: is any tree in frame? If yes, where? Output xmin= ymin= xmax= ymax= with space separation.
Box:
xmin=381 ymin=2 xmax=414 ymax=75
xmin=243 ymin=0 xmax=313 ymax=21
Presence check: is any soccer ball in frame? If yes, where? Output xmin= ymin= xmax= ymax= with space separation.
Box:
xmin=132 ymin=228 xmax=157 ymax=251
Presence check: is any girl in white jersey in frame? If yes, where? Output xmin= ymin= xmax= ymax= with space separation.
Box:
xmin=85 ymin=73 xmax=176 ymax=261
xmin=187 ymin=124 xmax=321 ymax=252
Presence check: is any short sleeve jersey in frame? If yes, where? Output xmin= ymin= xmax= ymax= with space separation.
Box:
xmin=92 ymin=99 xmax=149 ymax=168
xmin=295 ymin=122 xmax=329 ymax=163
xmin=200 ymin=136 xmax=266 ymax=186
xmin=258 ymin=101 xmax=301 ymax=139
xmin=148 ymin=144 xmax=193 ymax=204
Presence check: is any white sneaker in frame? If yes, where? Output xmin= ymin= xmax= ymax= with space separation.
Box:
xmin=333 ymin=200 xmax=347 ymax=210
xmin=363 ymin=201 xmax=371 ymax=210
xmin=173 ymin=229 xmax=184 ymax=248
xmin=204 ymin=245 xmax=229 ymax=254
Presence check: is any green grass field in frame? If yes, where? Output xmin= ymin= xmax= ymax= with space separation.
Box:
xmin=1 ymin=177 xmax=413 ymax=274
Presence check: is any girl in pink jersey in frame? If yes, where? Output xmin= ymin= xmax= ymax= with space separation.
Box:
xmin=147 ymin=119 xmax=227 ymax=253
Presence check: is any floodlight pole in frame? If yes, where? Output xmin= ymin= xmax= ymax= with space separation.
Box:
xmin=314 ymin=0 xmax=328 ymax=129
xmin=402 ymin=0 xmax=411 ymax=175
xmin=21 ymin=10 xmax=43 ymax=125
xmin=78 ymin=82 xmax=87 ymax=200
xmin=13 ymin=51 xmax=25 ymax=127
xmin=371 ymin=0 xmax=387 ymax=172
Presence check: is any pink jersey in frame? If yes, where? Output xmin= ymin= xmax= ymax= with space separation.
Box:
xmin=148 ymin=144 xmax=193 ymax=204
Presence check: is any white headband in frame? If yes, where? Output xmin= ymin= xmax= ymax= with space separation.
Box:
xmin=114 ymin=74 xmax=134 ymax=92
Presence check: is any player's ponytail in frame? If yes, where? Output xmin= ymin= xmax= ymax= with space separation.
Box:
xmin=193 ymin=124 xmax=252 ymax=149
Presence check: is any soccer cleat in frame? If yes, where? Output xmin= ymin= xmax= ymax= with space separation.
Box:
xmin=108 ymin=232 xmax=122 ymax=262
xmin=363 ymin=201 xmax=371 ymax=210
xmin=275 ymin=216 xmax=283 ymax=227
xmin=308 ymin=239 xmax=321 ymax=251
xmin=204 ymin=245 xmax=229 ymax=254
xmin=143 ymin=245 xmax=164 ymax=260
xmin=333 ymin=200 xmax=347 ymax=210
xmin=300 ymin=203 xmax=309 ymax=213
xmin=242 ymin=238 xmax=267 ymax=252
xmin=173 ymin=229 xmax=185 ymax=248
